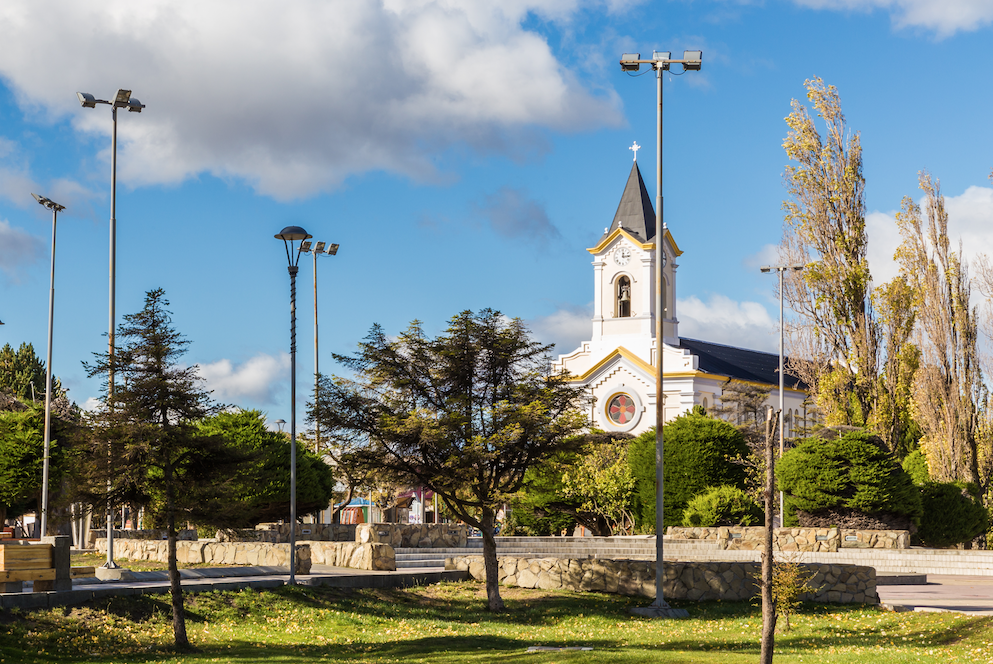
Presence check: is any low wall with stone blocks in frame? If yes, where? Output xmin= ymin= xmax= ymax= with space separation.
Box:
xmin=356 ymin=523 xmax=468 ymax=548
xmin=667 ymin=527 xmax=909 ymax=551
xmin=95 ymin=538 xmax=311 ymax=574
xmin=88 ymin=529 xmax=197 ymax=547
xmin=218 ymin=524 xmax=357 ymax=543
xmin=309 ymin=541 xmax=396 ymax=571
xmin=446 ymin=556 xmax=877 ymax=605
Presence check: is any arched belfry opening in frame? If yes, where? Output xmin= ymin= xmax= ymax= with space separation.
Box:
xmin=616 ymin=276 xmax=632 ymax=317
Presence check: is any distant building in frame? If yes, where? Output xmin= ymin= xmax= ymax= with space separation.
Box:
xmin=552 ymin=158 xmax=809 ymax=435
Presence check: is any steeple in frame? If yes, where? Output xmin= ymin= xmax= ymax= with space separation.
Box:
xmin=604 ymin=161 xmax=657 ymax=243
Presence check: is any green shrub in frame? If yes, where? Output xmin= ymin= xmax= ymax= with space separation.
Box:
xmin=682 ymin=485 xmax=763 ymax=527
xmin=630 ymin=410 xmax=749 ymax=530
xmin=776 ymin=428 xmax=922 ymax=524
xmin=917 ymin=481 xmax=988 ymax=548
xmin=901 ymin=450 xmax=930 ymax=486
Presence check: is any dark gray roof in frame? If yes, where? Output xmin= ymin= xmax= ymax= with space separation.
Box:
xmin=677 ymin=337 xmax=807 ymax=391
xmin=601 ymin=161 xmax=657 ymax=243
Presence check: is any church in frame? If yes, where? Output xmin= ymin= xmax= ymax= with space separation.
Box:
xmin=552 ymin=156 xmax=809 ymax=436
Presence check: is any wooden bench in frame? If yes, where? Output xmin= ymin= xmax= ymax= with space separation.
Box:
xmin=1 ymin=538 xmax=96 ymax=593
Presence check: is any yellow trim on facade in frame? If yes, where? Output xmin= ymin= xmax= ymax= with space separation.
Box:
xmin=565 ymin=352 xmax=806 ymax=395
xmin=587 ymin=227 xmax=685 ymax=257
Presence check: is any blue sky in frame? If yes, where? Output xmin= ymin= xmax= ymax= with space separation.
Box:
xmin=1 ymin=0 xmax=992 ymax=425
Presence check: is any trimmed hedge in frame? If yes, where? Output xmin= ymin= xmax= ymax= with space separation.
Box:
xmin=917 ymin=481 xmax=988 ymax=548
xmin=682 ymin=485 xmax=763 ymax=527
xmin=776 ymin=428 xmax=922 ymax=527
xmin=630 ymin=410 xmax=748 ymax=530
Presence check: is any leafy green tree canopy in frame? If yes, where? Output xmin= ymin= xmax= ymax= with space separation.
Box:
xmin=682 ymin=485 xmax=763 ymax=528
xmin=917 ymin=481 xmax=988 ymax=548
xmin=311 ymin=309 xmax=588 ymax=612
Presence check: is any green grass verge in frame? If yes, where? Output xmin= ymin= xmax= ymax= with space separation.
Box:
xmin=1 ymin=582 xmax=991 ymax=663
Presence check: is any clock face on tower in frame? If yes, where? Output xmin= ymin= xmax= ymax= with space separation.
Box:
xmin=613 ymin=246 xmax=632 ymax=266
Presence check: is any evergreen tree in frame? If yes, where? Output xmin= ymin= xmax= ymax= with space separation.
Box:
xmin=77 ymin=289 xmax=248 ymax=651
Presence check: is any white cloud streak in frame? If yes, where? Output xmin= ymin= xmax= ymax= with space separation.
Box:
xmin=0 ymin=1 xmax=623 ymax=200
xmin=196 ymin=352 xmax=290 ymax=406
xmin=530 ymin=304 xmax=593 ymax=355
xmin=792 ymin=0 xmax=993 ymax=37
xmin=677 ymin=294 xmax=777 ymax=352
xmin=0 ymin=219 xmax=44 ymax=281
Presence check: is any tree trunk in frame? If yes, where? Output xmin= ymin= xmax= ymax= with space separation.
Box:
xmin=479 ymin=506 xmax=504 ymax=612
xmin=166 ymin=471 xmax=191 ymax=651
xmin=760 ymin=410 xmax=777 ymax=664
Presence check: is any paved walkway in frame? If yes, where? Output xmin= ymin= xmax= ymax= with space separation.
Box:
xmin=878 ymin=575 xmax=993 ymax=616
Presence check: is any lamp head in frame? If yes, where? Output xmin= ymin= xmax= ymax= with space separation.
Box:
xmin=682 ymin=50 xmax=702 ymax=71
xmin=76 ymin=91 xmax=98 ymax=108
xmin=314 ymin=241 xmax=326 ymax=253
xmin=31 ymin=193 xmax=65 ymax=212
xmin=275 ymin=225 xmax=311 ymax=268
xmin=327 ymin=243 xmax=339 ymax=256
xmin=620 ymin=53 xmax=641 ymax=72
xmin=300 ymin=240 xmax=313 ymax=253
xmin=126 ymin=97 xmax=144 ymax=113
xmin=114 ymin=89 xmax=132 ymax=106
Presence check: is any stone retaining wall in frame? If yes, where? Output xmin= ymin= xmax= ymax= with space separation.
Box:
xmin=445 ymin=555 xmax=877 ymax=604
xmin=667 ymin=527 xmax=909 ymax=551
xmin=89 ymin=529 xmax=197 ymax=545
xmin=356 ymin=523 xmax=468 ymax=548
xmin=95 ymin=538 xmax=311 ymax=573
xmin=309 ymin=542 xmax=396 ymax=570
xmin=219 ymin=524 xmax=357 ymax=543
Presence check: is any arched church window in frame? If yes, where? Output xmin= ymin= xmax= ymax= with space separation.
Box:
xmin=616 ymin=276 xmax=632 ymax=318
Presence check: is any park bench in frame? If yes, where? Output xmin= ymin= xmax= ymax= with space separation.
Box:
xmin=1 ymin=538 xmax=96 ymax=593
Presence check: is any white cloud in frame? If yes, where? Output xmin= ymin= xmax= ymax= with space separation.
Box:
xmin=81 ymin=396 xmax=101 ymax=412
xmin=474 ymin=186 xmax=560 ymax=241
xmin=196 ymin=352 xmax=290 ymax=406
xmin=677 ymin=294 xmax=777 ymax=352
xmin=0 ymin=1 xmax=622 ymax=201
xmin=866 ymin=185 xmax=993 ymax=288
xmin=0 ymin=219 xmax=44 ymax=281
xmin=792 ymin=0 xmax=993 ymax=37
xmin=744 ymin=243 xmax=783 ymax=271
xmin=530 ymin=304 xmax=592 ymax=355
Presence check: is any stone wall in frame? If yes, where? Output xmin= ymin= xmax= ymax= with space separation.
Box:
xmin=218 ymin=524 xmax=357 ymax=543
xmin=446 ymin=555 xmax=878 ymax=605
xmin=356 ymin=523 xmax=468 ymax=548
xmin=667 ymin=526 xmax=909 ymax=551
xmin=89 ymin=529 xmax=197 ymax=546
xmin=95 ymin=538 xmax=311 ymax=574
xmin=309 ymin=542 xmax=396 ymax=570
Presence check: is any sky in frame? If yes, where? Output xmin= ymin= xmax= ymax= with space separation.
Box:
xmin=1 ymin=0 xmax=992 ymax=427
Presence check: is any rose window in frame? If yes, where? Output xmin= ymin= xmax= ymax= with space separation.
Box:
xmin=607 ymin=393 xmax=636 ymax=425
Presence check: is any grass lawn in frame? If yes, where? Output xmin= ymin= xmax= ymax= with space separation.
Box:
xmin=1 ymin=581 xmax=991 ymax=663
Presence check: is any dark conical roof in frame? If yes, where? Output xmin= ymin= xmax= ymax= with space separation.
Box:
xmin=605 ymin=161 xmax=657 ymax=243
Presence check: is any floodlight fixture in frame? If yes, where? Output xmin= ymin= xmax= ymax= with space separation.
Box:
xmin=126 ymin=98 xmax=144 ymax=113
xmin=114 ymin=89 xmax=131 ymax=105
xmin=314 ymin=241 xmax=326 ymax=253
xmin=653 ymin=51 xmax=671 ymax=62
xmin=301 ymin=240 xmax=313 ymax=252
xmin=620 ymin=53 xmax=641 ymax=71
xmin=76 ymin=91 xmax=99 ymax=108
xmin=327 ymin=243 xmax=339 ymax=256
xmin=682 ymin=50 xmax=702 ymax=70
xmin=32 ymin=193 xmax=65 ymax=212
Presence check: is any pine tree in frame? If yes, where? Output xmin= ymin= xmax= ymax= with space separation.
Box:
xmin=78 ymin=289 xmax=248 ymax=650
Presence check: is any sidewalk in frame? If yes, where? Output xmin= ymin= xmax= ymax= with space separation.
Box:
xmin=878 ymin=575 xmax=993 ymax=616
xmin=0 ymin=565 xmax=467 ymax=611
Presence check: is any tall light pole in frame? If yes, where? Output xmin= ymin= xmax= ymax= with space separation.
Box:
xmin=77 ymin=89 xmax=144 ymax=569
xmin=760 ymin=264 xmax=805 ymax=523
xmin=32 ymin=193 xmax=65 ymax=538
xmin=300 ymin=240 xmax=338 ymax=523
xmin=620 ymin=50 xmax=701 ymax=619
xmin=276 ymin=225 xmax=311 ymax=585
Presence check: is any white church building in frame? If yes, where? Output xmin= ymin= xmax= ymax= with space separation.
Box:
xmin=552 ymin=159 xmax=809 ymax=436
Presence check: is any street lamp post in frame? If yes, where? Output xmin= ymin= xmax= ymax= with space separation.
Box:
xmin=300 ymin=240 xmax=338 ymax=523
xmin=760 ymin=264 xmax=805 ymax=523
xmin=32 ymin=193 xmax=65 ymax=538
xmin=620 ymin=50 xmax=701 ymax=619
xmin=275 ymin=225 xmax=312 ymax=585
xmin=77 ymin=89 xmax=144 ymax=569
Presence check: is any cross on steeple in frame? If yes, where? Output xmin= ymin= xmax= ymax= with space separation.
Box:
xmin=629 ymin=141 xmax=641 ymax=161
